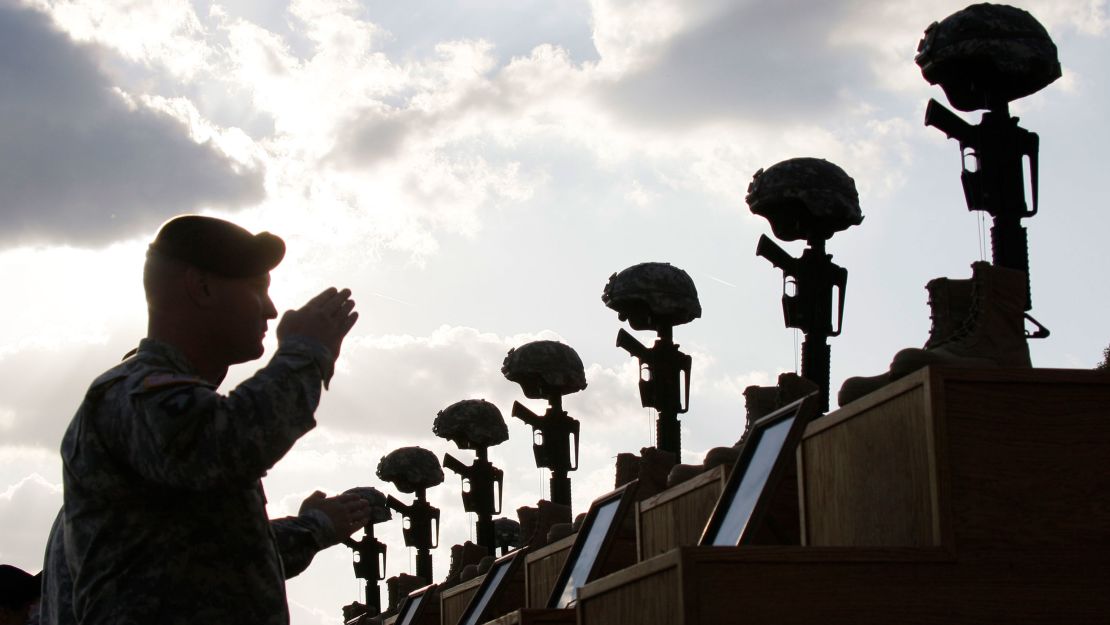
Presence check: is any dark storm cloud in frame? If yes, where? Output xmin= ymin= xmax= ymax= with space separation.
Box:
xmin=0 ymin=4 xmax=264 ymax=248
xmin=604 ymin=0 xmax=870 ymax=125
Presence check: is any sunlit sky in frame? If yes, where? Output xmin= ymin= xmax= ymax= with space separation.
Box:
xmin=1 ymin=0 xmax=1108 ymax=623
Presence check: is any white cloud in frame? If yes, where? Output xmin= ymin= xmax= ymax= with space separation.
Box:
xmin=24 ymin=0 xmax=211 ymax=79
xmin=0 ymin=472 xmax=62 ymax=570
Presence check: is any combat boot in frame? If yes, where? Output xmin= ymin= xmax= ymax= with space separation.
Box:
xmin=889 ymin=261 xmax=1031 ymax=377
xmin=922 ymin=275 xmax=973 ymax=349
xmin=837 ymin=268 xmax=979 ymax=407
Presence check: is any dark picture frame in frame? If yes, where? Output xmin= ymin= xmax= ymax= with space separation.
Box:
xmin=699 ymin=393 xmax=819 ymax=546
xmin=456 ymin=548 xmax=526 ymax=625
xmin=546 ymin=480 xmax=639 ymax=609
xmin=394 ymin=583 xmax=436 ymax=625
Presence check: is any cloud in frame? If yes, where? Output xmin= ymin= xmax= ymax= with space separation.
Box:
xmin=0 ymin=340 xmax=134 ymax=448
xmin=0 ymin=3 xmax=263 ymax=247
xmin=602 ymin=0 xmax=869 ymax=126
xmin=0 ymin=472 xmax=62 ymax=570
xmin=317 ymin=325 xmax=643 ymax=438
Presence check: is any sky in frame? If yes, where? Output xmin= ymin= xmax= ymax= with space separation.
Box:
xmin=1 ymin=0 xmax=1107 ymax=622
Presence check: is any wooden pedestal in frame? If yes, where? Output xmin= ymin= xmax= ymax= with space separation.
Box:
xmin=439 ymin=560 xmax=526 ymax=625
xmin=481 ymin=608 xmax=576 ymax=625
xmin=524 ymin=535 xmax=576 ymax=609
xmin=576 ymin=545 xmax=1110 ymax=624
xmin=636 ymin=466 xmax=726 ymax=560
xmin=800 ymin=366 xmax=1110 ymax=550
xmin=439 ymin=576 xmax=482 ymax=625
xmin=575 ymin=367 xmax=1110 ymax=624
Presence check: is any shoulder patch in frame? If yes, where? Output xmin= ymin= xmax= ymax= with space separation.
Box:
xmin=158 ymin=388 xmax=197 ymax=416
xmin=142 ymin=373 xmax=205 ymax=392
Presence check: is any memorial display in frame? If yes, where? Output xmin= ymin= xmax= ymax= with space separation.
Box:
xmin=435 ymin=398 xmax=508 ymax=555
xmin=503 ymin=340 xmax=587 ymax=510
xmin=748 ymin=157 xmax=862 ymax=413
xmin=340 ymin=486 xmax=391 ymax=616
xmin=319 ymin=6 xmax=1104 ymax=625
xmin=603 ymin=262 xmax=701 ymax=461
xmin=838 ymin=3 xmax=1058 ymax=406
xmin=377 ymin=447 xmax=444 ymax=583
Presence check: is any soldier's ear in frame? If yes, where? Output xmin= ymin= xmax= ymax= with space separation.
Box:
xmin=183 ymin=266 xmax=216 ymax=308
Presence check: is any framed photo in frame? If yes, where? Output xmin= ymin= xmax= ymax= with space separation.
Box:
xmin=456 ymin=548 xmax=526 ymax=625
xmin=394 ymin=583 xmax=436 ymax=625
xmin=699 ymin=393 xmax=819 ymax=546
xmin=546 ymin=480 xmax=639 ymax=609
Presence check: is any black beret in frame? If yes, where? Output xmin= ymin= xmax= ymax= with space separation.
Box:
xmin=0 ymin=564 xmax=39 ymax=608
xmin=148 ymin=215 xmax=285 ymax=278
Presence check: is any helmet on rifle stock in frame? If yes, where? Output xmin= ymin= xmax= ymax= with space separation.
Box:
xmin=915 ymin=3 xmax=1061 ymax=112
xmin=602 ymin=262 xmax=701 ymax=332
xmin=502 ymin=340 xmax=587 ymax=400
xmin=746 ymin=157 xmax=862 ymax=243
xmin=433 ymin=399 xmax=509 ymax=449
xmin=376 ymin=447 xmax=444 ymax=494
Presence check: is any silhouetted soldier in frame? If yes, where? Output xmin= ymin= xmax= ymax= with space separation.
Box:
xmin=45 ymin=215 xmax=365 ymax=625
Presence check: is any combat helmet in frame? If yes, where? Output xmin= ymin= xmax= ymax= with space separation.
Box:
xmin=602 ymin=262 xmax=701 ymax=332
xmin=342 ymin=486 xmax=393 ymax=524
xmin=916 ymin=3 xmax=1061 ymax=111
xmin=746 ymin=157 xmax=862 ymax=243
xmin=433 ymin=399 xmax=509 ymax=449
xmin=502 ymin=340 xmax=587 ymax=400
xmin=376 ymin=447 xmax=444 ymax=494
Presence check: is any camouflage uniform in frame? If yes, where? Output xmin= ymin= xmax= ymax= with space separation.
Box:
xmin=58 ymin=336 xmax=334 ymax=625
xmin=40 ymin=506 xmax=337 ymax=625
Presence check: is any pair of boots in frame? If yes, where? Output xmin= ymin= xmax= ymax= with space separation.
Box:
xmin=837 ymin=262 xmax=1031 ymax=407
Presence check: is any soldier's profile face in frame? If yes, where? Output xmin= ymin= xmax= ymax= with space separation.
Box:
xmin=209 ymin=272 xmax=278 ymax=364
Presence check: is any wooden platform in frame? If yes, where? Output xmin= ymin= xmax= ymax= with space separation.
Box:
xmin=480 ymin=608 xmax=575 ymax=625
xmin=573 ymin=367 xmax=1110 ymax=624
xmin=799 ymin=366 xmax=1110 ymax=551
xmin=576 ymin=545 xmax=1110 ymax=624
xmin=439 ymin=575 xmax=483 ymax=625
xmin=636 ymin=466 xmax=726 ymax=560
xmin=524 ymin=535 xmax=576 ymax=609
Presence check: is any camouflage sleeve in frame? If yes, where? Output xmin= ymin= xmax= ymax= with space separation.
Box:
xmin=271 ymin=508 xmax=339 ymax=579
xmin=115 ymin=336 xmax=334 ymax=490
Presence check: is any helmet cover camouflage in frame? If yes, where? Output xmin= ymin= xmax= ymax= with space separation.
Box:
xmin=916 ymin=3 xmax=1061 ymax=111
xmin=433 ymin=399 xmax=509 ymax=449
xmin=376 ymin=447 xmax=445 ymax=493
xmin=746 ymin=157 xmax=862 ymax=242
xmin=502 ymin=340 xmax=587 ymax=400
xmin=602 ymin=262 xmax=701 ymax=331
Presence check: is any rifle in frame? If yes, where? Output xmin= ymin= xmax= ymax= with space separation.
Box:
xmin=342 ymin=531 xmax=387 ymax=614
xmin=615 ymin=327 xmax=691 ymax=459
xmin=756 ymin=234 xmax=847 ymax=412
xmin=925 ymin=98 xmax=1039 ymax=220
xmin=442 ymin=452 xmax=503 ymax=516
xmin=511 ymin=400 xmax=579 ymax=507
xmin=386 ymin=493 xmax=439 ymax=582
xmin=925 ymin=98 xmax=1047 ymax=338
xmin=510 ymin=401 xmax=579 ymax=473
xmin=443 ymin=451 xmax=503 ymax=554
xmin=756 ymin=235 xmax=846 ymax=338
xmin=386 ymin=494 xmax=440 ymax=550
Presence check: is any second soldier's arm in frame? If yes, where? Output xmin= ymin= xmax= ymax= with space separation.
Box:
xmin=273 ymin=491 xmax=373 ymax=578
